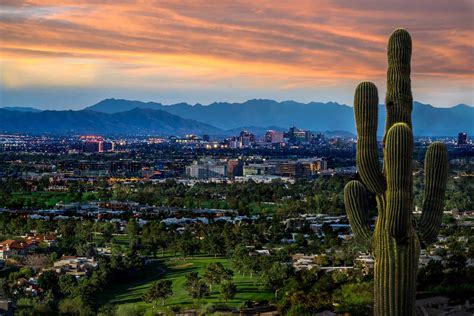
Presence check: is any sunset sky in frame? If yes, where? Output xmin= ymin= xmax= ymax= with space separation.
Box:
xmin=1 ymin=0 xmax=473 ymax=110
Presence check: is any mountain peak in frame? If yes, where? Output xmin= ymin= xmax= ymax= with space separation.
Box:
xmin=453 ymin=103 xmax=472 ymax=109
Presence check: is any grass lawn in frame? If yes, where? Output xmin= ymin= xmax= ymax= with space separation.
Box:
xmin=97 ymin=254 xmax=273 ymax=311
xmin=112 ymin=234 xmax=131 ymax=248
xmin=10 ymin=191 xmax=99 ymax=208
xmin=93 ymin=234 xmax=130 ymax=249
xmin=249 ymin=202 xmax=279 ymax=215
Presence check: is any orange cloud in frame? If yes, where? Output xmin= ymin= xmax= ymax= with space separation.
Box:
xmin=0 ymin=0 xmax=472 ymax=107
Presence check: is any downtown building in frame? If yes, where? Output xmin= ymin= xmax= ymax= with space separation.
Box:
xmin=276 ymin=158 xmax=327 ymax=178
xmin=265 ymin=130 xmax=285 ymax=143
xmin=80 ymin=135 xmax=114 ymax=153
xmin=224 ymin=130 xmax=256 ymax=149
xmin=458 ymin=132 xmax=468 ymax=146
xmin=185 ymin=158 xmax=228 ymax=179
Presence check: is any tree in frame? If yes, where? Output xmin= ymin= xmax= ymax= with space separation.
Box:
xmin=75 ymin=222 xmax=93 ymax=244
xmin=202 ymin=226 xmax=225 ymax=257
xmin=142 ymin=221 xmax=167 ymax=258
xmin=321 ymin=223 xmax=335 ymax=238
xmin=315 ymin=254 xmax=329 ymax=267
xmin=203 ymin=263 xmax=233 ymax=291
xmin=100 ymin=222 xmax=115 ymax=243
xmin=220 ymin=281 xmax=237 ymax=302
xmin=37 ymin=270 xmax=59 ymax=297
xmin=283 ymin=290 xmax=332 ymax=314
xmin=76 ymin=242 xmax=97 ymax=258
xmin=58 ymin=274 xmax=77 ymax=297
xmin=231 ymin=244 xmax=250 ymax=275
xmin=261 ymin=262 xmax=292 ymax=298
xmin=184 ymin=272 xmax=210 ymax=299
xmin=126 ymin=219 xmax=140 ymax=249
xmin=24 ymin=254 xmax=49 ymax=271
xmin=293 ymin=233 xmax=306 ymax=247
xmin=142 ymin=280 xmax=173 ymax=306
xmin=15 ymin=297 xmax=55 ymax=315
xmin=446 ymin=253 xmax=467 ymax=273
xmin=334 ymin=282 xmax=373 ymax=316
xmin=418 ymin=260 xmax=444 ymax=288
xmin=177 ymin=228 xmax=199 ymax=258
xmin=58 ymin=296 xmax=94 ymax=316
xmin=72 ymin=277 xmax=100 ymax=306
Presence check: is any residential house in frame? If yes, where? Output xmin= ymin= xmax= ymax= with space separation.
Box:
xmin=0 ymin=240 xmax=36 ymax=259
xmin=52 ymin=256 xmax=98 ymax=277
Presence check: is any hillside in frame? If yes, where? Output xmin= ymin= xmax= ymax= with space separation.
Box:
xmin=0 ymin=108 xmax=223 ymax=136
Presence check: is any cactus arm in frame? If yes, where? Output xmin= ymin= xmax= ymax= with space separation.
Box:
xmin=384 ymin=123 xmax=413 ymax=241
xmin=418 ymin=142 xmax=449 ymax=246
xmin=354 ymin=82 xmax=386 ymax=194
xmin=344 ymin=180 xmax=373 ymax=247
xmin=384 ymin=28 xmax=413 ymax=144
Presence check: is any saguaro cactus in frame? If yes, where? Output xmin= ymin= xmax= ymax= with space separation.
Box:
xmin=344 ymin=29 xmax=448 ymax=315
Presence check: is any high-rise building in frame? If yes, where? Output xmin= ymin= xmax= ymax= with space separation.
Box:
xmin=224 ymin=137 xmax=238 ymax=149
xmin=81 ymin=135 xmax=104 ymax=153
xmin=313 ymin=158 xmax=328 ymax=171
xmin=224 ymin=131 xmax=256 ymax=149
xmin=239 ymin=131 xmax=255 ymax=148
xmin=80 ymin=135 xmax=114 ymax=153
xmin=285 ymin=127 xmax=311 ymax=143
xmin=265 ymin=130 xmax=284 ymax=143
xmin=311 ymin=133 xmax=326 ymax=146
xmin=458 ymin=132 xmax=468 ymax=146
xmin=227 ymin=159 xmax=243 ymax=178
xmin=103 ymin=141 xmax=115 ymax=152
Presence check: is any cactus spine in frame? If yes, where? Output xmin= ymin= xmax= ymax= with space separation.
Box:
xmin=344 ymin=29 xmax=449 ymax=315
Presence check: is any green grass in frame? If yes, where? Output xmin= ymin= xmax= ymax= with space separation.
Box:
xmin=9 ymin=191 xmax=99 ymax=208
xmin=97 ymin=254 xmax=273 ymax=311
xmin=112 ymin=234 xmax=131 ymax=248
xmin=93 ymin=234 xmax=130 ymax=249
xmin=249 ymin=202 xmax=279 ymax=215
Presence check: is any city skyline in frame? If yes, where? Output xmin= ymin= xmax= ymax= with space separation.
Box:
xmin=1 ymin=0 xmax=473 ymax=110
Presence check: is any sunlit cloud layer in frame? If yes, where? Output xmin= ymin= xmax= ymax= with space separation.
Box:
xmin=0 ymin=0 xmax=472 ymax=109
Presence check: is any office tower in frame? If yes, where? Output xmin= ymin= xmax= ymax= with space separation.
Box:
xmin=458 ymin=132 xmax=468 ymax=145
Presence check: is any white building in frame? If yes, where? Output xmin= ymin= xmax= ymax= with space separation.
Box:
xmin=185 ymin=159 xmax=227 ymax=179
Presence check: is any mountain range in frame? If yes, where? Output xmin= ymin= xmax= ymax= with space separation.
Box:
xmin=0 ymin=108 xmax=222 ymax=135
xmin=0 ymin=99 xmax=472 ymax=136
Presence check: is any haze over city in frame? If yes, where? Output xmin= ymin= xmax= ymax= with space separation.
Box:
xmin=1 ymin=0 xmax=473 ymax=110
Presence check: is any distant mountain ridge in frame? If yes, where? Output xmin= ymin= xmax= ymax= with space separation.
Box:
xmin=86 ymin=99 xmax=352 ymax=132
xmin=1 ymin=106 xmax=42 ymax=113
xmin=1 ymin=99 xmax=471 ymax=136
xmin=0 ymin=108 xmax=222 ymax=135
xmin=86 ymin=98 xmax=474 ymax=136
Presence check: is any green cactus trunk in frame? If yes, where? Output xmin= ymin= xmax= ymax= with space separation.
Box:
xmin=373 ymin=208 xmax=420 ymax=315
xmin=344 ymin=29 xmax=448 ymax=315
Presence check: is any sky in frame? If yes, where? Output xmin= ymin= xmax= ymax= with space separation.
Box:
xmin=0 ymin=0 xmax=473 ymax=110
